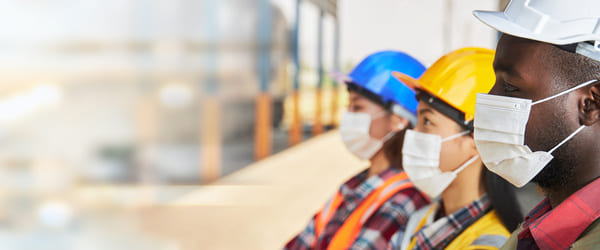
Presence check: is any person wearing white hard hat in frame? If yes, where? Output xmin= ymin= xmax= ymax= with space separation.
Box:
xmin=473 ymin=0 xmax=600 ymax=248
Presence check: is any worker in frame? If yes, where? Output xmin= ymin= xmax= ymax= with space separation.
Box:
xmin=388 ymin=48 xmax=523 ymax=250
xmin=473 ymin=0 xmax=600 ymax=248
xmin=284 ymin=50 xmax=429 ymax=249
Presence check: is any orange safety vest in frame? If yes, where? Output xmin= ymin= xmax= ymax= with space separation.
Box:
xmin=313 ymin=172 xmax=417 ymax=250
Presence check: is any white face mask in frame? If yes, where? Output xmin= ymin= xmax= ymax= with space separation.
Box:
xmin=402 ymin=129 xmax=478 ymax=198
xmin=339 ymin=111 xmax=396 ymax=160
xmin=474 ymin=79 xmax=597 ymax=188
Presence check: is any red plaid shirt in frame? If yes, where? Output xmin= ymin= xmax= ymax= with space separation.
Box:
xmin=517 ymin=177 xmax=600 ymax=250
xmin=285 ymin=168 xmax=428 ymax=250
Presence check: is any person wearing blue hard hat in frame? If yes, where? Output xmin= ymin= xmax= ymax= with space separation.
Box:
xmin=285 ymin=51 xmax=430 ymax=249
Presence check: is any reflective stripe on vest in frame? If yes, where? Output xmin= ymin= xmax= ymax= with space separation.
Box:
xmin=312 ymin=172 xmax=414 ymax=249
xmin=470 ymin=234 xmax=508 ymax=248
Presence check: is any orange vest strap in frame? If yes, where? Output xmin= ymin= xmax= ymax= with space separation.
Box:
xmin=327 ymin=172 xmax=413 ymax=250
xmin=315 ymin=192 xmax=344 ymax=238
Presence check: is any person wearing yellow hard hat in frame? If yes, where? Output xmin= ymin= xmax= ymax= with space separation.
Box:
xmin=387 ymin=48 xmax=523 ymax=250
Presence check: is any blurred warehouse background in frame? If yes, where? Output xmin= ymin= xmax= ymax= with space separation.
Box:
xmin=0 ymin=0 xmax=526 ymax=249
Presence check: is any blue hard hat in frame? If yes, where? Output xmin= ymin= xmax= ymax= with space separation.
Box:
xmin=333 ymin=50 xmax=426 ymax=125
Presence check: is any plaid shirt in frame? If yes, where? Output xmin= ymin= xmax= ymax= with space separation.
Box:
xmin=284 ymin=168 xmax=428 ymax=250
xmin=395 ymin=194 xmax=491 ymax=250
xmin=516 ymin=177 xmax=600 ymax=250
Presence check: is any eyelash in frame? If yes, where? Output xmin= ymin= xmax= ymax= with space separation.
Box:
xmin=424 ymin=117 xmax=433 ymax=126
xmin=349 ymin=104 xmax=360 ymax=111
xmin=502 ymin=81 xmax=519 ymax=92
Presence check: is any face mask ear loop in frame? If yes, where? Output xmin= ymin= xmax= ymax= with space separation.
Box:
xmin=548 ymin=125 xmax=586 ymax=154
xmin=381 ymin=131 xmax=396 ymax=142
xmin=533 ymin=79 xmax=598 ymax=105
xmin=442 ymin=130 xmax=470 ymax=142
xmin=452 ymin=155 xmax=480 ymax=174
xmin=379 ymin=114 xmax=407 ymax=142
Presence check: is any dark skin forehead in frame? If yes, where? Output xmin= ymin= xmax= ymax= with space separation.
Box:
xmin=490 ymin=35 xmax=558 ymax=100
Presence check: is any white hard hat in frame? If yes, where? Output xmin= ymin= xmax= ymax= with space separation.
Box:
xmin=473 ymin=0 xmax=600 ymax=61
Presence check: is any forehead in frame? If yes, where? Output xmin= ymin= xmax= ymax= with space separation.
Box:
xmin=417 ymin=101 xmax=461 ymax=130
xmin=494 ymin=35 xmax=558 ymax=97
xmin=348 ymin=91 xmax=369 ymax=103
xmin=495 ymin=36 xmax=546 ymax=80
xmin=348 ymin=90 xmax=382 ymax=107
xmin=417 ymin=101 xmax=444 ymax=119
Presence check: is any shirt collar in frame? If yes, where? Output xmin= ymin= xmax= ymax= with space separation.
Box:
xmin=413 ymin=194 xmax=491 ymax=248
xmin=518 ymin=177 xmax=600 ymax=249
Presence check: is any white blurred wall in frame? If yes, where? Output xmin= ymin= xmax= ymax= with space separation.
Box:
xmin=275 ymin=0 xmax=499 ymax=68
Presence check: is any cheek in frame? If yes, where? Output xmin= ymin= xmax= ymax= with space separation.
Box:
xmin=524 ymin=107 xmax=551 ymax=151
xmin=439 ymin=141 xmax=464 ymax=172
xmin=525 ymin=101 xmax=578 ymax=151
xmin=369 ymin=118 xmax=391 ymax=140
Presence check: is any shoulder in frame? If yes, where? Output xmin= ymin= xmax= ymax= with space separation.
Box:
xmin=450 ymin=210 xmax=512 ymax=249
xmin=385 ymin=187 xmax=428 ymax=209
xmin=466 ymin=234 xmax=509 ymax=250
xmin=469 ymin=211 xmax=512 ymax=247
xmin=375 ymin=187 xmax=429 ymax=219
xmin=572 ymin=218 xmax=600 ymax=248
xmin=468 ymin=210 xmax=511 ymax=236
xmin=497 ymin=226 xmax=521 ymax=250
xmin=362 ymin=188 xmax=429 ymax=228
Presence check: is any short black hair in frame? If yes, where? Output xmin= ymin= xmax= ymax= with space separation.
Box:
xmin=546 ymin=44 xmax=600 ymax=89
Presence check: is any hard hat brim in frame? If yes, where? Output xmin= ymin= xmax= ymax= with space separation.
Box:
xmin=393 ymin=70 xmax=471 ymax=122
xmin=473 ymin=10 xmax=576 ymax=45
xmin=391 ymin=71 xmax=421 ymax=91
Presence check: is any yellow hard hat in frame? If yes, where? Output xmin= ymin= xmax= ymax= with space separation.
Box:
xmin=393 ymin=47 xmax=495 ymax=127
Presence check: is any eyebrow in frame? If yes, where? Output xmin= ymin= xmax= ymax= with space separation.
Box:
xmin=350 ymin=95 xmax=363 ymax=102
xmin=494 ymin=62 xmax=525 ymax=81
xmin=418 ymin=108 xmax=434 ymax=115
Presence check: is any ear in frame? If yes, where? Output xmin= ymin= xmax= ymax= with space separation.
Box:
xmin=580 ymin=82 xmax=600 ymax=126
xmin=461 ymin=131 xmax=479 ymax=159
xmin=389 ymin=114 xmax=409 ymax=132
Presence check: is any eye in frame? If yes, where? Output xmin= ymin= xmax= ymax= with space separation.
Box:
xmin=424 ymin=117 xmax=433 ymax=126
xmin=502 ymin=81 xmax=519 ymax=92
xmin=349 ymin=104 xmax=363 ymax=112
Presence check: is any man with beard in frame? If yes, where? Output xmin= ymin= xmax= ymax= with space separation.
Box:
xmin=472 ymin=0 xmax=600 ymax=249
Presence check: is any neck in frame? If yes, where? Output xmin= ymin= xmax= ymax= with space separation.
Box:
xmin=368 ymin=150 xmax=389 ymax=178
xmin=544 ymin=164 xmax=600 ymax=208
xmin=545 ymin=190 xmax=572 ymax=208
xmin=441 ymin=161 xmax=485 ymax=216
xmin=543 ymin=132 xmax=600 ymax=208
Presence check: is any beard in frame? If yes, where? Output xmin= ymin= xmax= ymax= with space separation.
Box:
xmin=532 ymin=156 xmax=575 ymax=190
xmin=530 ymin=108 xmax=578 ymax=191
